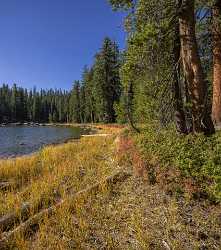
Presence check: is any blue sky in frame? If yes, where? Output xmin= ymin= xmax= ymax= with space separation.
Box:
xmin=0 ymin=0 xmax=126 ymax=90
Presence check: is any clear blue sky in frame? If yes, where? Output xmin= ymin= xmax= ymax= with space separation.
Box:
xmin=0 ymin=0 xmax=126 ymax=90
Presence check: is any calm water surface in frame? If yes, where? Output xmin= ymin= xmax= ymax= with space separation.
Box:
xmin=0 ymin=126 xmax=88 ymax=158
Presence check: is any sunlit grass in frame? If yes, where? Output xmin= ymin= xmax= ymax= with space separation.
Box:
xmin=1 ymin=124 xmax=220 ymax=249
xmin=0 ymin=134 xmax=117 ymax=217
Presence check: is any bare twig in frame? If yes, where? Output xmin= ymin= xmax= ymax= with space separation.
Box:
xmin=0 ymin=170 xmax=131 ymax=249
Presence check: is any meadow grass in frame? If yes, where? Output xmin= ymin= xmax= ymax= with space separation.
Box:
xmin=0 ymin=127 xmax=119 ymax=220
xmin=0 ymin=124 xmax=220 ymax=249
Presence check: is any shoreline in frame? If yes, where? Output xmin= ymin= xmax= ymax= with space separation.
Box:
xmin=0 ymin=125 xmax=219 ymax=249
xmin=0 ymin=124 xmax=99 ymax=161
xmin=0 ymin=129 xmax=120 ymax=248
xmin=0 ymin=137 xmax=80 ymax=161
xmin=0 ymin=122 xmax=97 ymax=128
xmin=0 ymin=124 xmax=121 ymax=161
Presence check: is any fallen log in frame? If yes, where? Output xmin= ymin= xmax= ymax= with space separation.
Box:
xmin=0 ymin=162 xmax=121 ymax=233
xmin=0 ymin=182 xmax=14 ymax=191
xmin=0 ymin=203 xmax=31 ymax=232
xmin=0 ymin=176 xmax=75 ymax=233
xmin=81 ymin=134 xmax=111 ymax=137
xmin=0 ymin=202 xmax=63 ymax=249
xmin=0 ymin=170 xmax=131 ymax=249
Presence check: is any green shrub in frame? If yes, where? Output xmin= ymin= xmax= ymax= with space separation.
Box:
xmin=133 ymin=124 xmax=221 ymax=201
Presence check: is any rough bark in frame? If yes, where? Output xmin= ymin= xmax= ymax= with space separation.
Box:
xmin=179 ymin=0 xmax=215 ymax=134
xmin=173 ymin=14 xmax=188 ymax=134
xmin=127 ymin=82 xmax=140 ymax=133
xmin=212 ymin=1 xmax=221 ymax=125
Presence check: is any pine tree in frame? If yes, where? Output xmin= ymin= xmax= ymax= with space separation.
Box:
xmin=212 ymin=1 xmax=221 ymax=125
xmin=69 ymin=81 xmax=81 ymax=123
xmin=82 ymin=67 xmax=96 ymax=123
xmin=108 ymin=0 xmax=216 ymax=134
xmin=0 ymin=38 xmax=122 ymax=125
xmin=179 ymin=0 xmax=214 ymax=134
xmin=92 ymin=37 xmax=121 ymax=123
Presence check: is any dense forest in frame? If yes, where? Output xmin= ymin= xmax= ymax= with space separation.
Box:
xmin=0 ymin=38 xmax=121 ymax=124
xmin=1 ymin=0 xmax=221 ymax=136
xmin=106 ymin=0 xmax=221 ymax=203
xmin=107 ymin=0 xmax=221 ymax=135
xmin=0 ymin=1 xmax=221 ymax=248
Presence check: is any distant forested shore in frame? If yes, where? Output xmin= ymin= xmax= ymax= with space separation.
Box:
xmin=0 ymin=38 xmax=122 ymax=124
xmin=2 ymin=0 xmax=221 ymax=135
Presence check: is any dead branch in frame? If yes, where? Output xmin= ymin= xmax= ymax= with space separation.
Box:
xmin=0 ymin=182 xmax=14 ymax=191
xmin=0 ymin=170 xmax=131 ymax=249
xmin=0 ymin=203 xmax=31 ymax=232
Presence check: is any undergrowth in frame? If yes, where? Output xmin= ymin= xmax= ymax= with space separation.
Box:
xmin=128 ymin=124 xmax=221 ymax=202
xmin=0 ymin=124 xmax=220 ymax=249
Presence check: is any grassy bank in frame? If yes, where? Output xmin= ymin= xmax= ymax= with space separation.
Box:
xmin=0 ymin=125 xmax=122 ymax=247
xmin=0 ymin=124 xmax=220 ymax=249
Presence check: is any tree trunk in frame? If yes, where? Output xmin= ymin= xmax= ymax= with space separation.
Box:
xmin=179 ymin=0 xmax=215 ymax=134
xmin=212 ymin=1 xmax=221 ymax=126
xmin=173 ymin=15 xmax=188 ymax=134
xmin=127 ymin=82 xmax=140 ymax=133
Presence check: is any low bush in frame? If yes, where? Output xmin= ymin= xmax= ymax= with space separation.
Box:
xmin=130 ymin=124 xmax=221 ymax=202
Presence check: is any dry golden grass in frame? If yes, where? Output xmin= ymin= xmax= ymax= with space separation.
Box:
xmin=0 ymin=132 xmax=119 ymax=221
xmin=16 ymin=170 xmax=221 ymax=250
xmin=0 ymin=125 xmax=220 ymax=249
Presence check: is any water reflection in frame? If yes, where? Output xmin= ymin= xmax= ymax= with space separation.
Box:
xmin=0 ymin=126 xmax=87 ymax=158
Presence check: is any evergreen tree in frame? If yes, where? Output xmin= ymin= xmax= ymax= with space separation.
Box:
xmin=0 ymin=85 xmax=70 ymax=124
xmin=0 ymin=38 xmax=122 ymax=125
xmin=212 ymin=1 xmax=221 ymax=125
xmin=82 ymin=67 xmax=96 ymax=123
xmin=92 ymin=37 xmax=121 ymax=123
xmin=69 ymin=81 xmax=81 ymax=123
xmin=108 ymin=0 xmax=216 ymax=134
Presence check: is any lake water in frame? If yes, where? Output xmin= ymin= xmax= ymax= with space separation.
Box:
xmin=0 ymin=126 xmax=88 ymax=158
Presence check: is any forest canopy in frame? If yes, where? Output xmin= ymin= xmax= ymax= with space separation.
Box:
xmin=106 ymin=0 xmax=221 ymax=135
xmin=1 ymin=0 xmax=221 ymax=137
xmin=0 ymin=37 xmax=122 ymax=124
